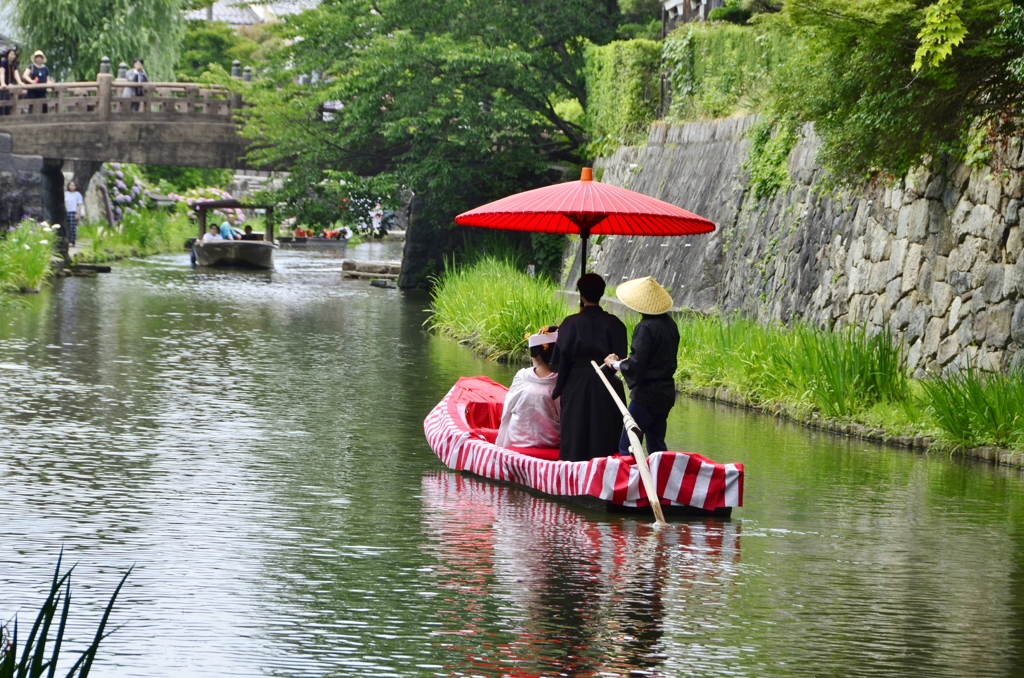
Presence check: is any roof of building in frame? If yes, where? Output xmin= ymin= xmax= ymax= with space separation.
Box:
xmin=185 ymin=0 xmax=321 ymax=25
xmin=185 ymin=1 xmax=263 ymax=25
xmin=264 ymin=1 xmax=321 ymax=17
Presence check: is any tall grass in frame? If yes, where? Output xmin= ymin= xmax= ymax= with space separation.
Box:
xmin=675 ymin=314 xmax=907 ymax=418
xmin=1 ymin=551 xmax=131 ymax=678
xmin=0 ymin=221 xmax=57 ymax=293
xmin=75 ymin=210 xmax=193 ymax=263
xmin=428 ymin=257 xmax=571 ymax=362
xmin=921 ymin=367 xmax=1024 ymax=449
xmin=428 ymin=269 xmax=1024 ymax=452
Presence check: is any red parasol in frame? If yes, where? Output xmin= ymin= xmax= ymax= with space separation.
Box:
xmin=455 ymin=168 xmax=715 ymax=275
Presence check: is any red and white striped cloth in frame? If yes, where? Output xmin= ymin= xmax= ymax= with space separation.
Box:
xmin=423 ymin=377 xmax=743 ymax=511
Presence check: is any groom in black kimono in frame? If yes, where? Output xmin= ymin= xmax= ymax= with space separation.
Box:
xmin=551 ymin=273 xmax=628 ymax=462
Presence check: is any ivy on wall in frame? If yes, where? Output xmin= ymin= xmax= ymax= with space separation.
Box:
xmin=583 ymin=39 xmax=662 ymax=157
xmin=744 ymin=115 xmax=800 ymax=200
xmin=662 ymin=22 xmax=791 ymax=121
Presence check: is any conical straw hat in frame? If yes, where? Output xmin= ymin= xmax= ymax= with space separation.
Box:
xmin=616 ymin=276 xmax=673 ymax=315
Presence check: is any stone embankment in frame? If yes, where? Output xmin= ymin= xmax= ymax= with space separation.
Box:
xmin=0 ymin=133 xmax=65 ymax=226
xmin=590 ymin=117 xmax=1024 ymax=376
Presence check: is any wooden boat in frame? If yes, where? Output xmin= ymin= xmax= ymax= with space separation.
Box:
xmin=192 ymin=240 xmax=276 ymax=269
xmin=424 ymin=376 xmax=744 ymax=518
xmin=277 ymin=236 xmax=348 ymax=251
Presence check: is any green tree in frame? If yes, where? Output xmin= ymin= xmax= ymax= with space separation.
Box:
xmin=242 ymin=0 xmax=621 ymax=262
xmin=175 ymin=20 xmax=279 ymax=80
xmin=8 ymin=0 xmax=185 ymax=81
xmin=757 ymin=0 xmax=1024 ymax=185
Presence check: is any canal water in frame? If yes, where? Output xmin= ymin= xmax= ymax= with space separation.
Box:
xmin=3 ymin=248 xmax=1024 ymax=677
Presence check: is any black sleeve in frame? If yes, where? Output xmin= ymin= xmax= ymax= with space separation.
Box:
xmin=613 ymin=316 xmax=628 ymax=361
xmin=619 ymin=321 xmax=651 ymax=388
xmin=551 ymin=321 xmax=574 ymax=400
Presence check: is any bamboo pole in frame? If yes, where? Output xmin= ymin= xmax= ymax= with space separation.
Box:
xmin=590 ymin=361 xmax=667 ymax=526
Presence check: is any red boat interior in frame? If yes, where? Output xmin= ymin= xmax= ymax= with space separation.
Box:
xmin=450 ymin=376 xmax=636 ymax=464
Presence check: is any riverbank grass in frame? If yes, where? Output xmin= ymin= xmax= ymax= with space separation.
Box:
xmin=428 ymin=255 xmax=1024 ymax=455
xmin=428 ymin=258 xmax=571 ymax=362
xmin=922 ymin=367 xmax=1024 ymax=450
xmin=676 ymin=314 xmax=909 ymax=420
xmin=0 ymin=220 xmax=57 ymax=293
xmin=75 ymin=210 xmax=193 ymax=263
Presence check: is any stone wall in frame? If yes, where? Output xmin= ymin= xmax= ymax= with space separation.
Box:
xmin=589 ymin=118 xmax=1024 ymax=375
xmin=0 ymin=133 xmax=64 ymax=227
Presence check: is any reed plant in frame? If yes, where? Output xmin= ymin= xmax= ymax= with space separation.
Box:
xmin=921 ymin=366 xmax=1024 ymax=450
xmin=0 ymin=220 xmax=57 ymax=293
xmin=675 ymin=314 xmax=908 ymax=418
xmin=75 ymin=210 xmax=193 ymax=263
xmin=428 ymin=257 xmax=571 ymax=362
xmin=1 ymin=551 xmax=131 ymax=678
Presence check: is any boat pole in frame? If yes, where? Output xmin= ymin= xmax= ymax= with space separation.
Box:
xmin=590 ymin=361 xmax=667 ymax=526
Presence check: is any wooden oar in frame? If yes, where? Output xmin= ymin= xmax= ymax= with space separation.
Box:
xmin=590 ymin=360 xmax=667 ymax=526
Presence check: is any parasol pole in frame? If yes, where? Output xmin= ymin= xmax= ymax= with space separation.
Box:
xmin=590 ymin=360 xmax=667 ymax=526
xmin=579 ymin=226 xmax=589 ymax=276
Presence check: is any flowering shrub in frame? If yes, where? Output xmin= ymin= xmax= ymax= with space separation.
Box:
xmin=101 ymin=163 xmax=151 ymax=223
xmin=0 ymin=219 xmax=57 ymax=292
xmin=168 ymin=187 xmax=246 ymax=225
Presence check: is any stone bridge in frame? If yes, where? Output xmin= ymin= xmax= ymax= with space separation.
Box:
xmin=0 ymin=59 xmax=248 ymax=168
xmin=0 ymin=58 xmax=253 ymax=225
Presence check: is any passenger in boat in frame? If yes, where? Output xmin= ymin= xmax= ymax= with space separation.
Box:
xmin=603 ymin=277 xmax=680 ymax=455
xmin=218 ymin=221 xmax=235 ymax=240
xmin=496 ymin=326 xmax=561 ymax=450
xmin=240 ymin=225 xmax=260 ymax=241
xmin=202 ymin=224 xmax=223 ymax=242
xmin=551 ymin=273 xmax=628 ymax=462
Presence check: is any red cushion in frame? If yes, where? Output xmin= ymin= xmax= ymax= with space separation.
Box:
xmin=508 ymin=446 xmax=560 ymax=461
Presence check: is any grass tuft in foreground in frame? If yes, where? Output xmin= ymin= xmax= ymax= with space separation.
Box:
xmin=1 ymin=550 xmax=131 ymax=678
xmin=0 ymin=221 xmax=57 ymax=293
xmin=428 ymin=257 xmax=571 ymax=362
xmin=75 ymin=210 xmax=193 ymax=264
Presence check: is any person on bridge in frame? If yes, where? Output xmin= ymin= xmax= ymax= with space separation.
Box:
xmin=603 ymin=277 xmax=680 ymax=456
xmin=219 ymin=221 xmax=235 ymax=240
xmin=550 ymin=273 xmax=628 ymax=462
xmin=0 ymin=47 xmax=24 ymax=116
xmin=123 ymin=59 xmax=148 ymax=112
xmin=24 ymin=51 xmax=49 ymax=113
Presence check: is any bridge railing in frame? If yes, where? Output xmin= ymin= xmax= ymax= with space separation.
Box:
xmin=0 ymin=78 xmax=239 ymax=124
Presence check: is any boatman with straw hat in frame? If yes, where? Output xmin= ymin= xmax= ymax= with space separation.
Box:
xmin=603 ymin=276 xmax=680 ymax=456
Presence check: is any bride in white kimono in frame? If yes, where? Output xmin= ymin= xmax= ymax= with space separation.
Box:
xmin=496 ymin=326 xmax=561 ymax=449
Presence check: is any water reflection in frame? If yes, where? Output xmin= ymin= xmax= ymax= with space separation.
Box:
xmin=419 ymin=472 xmax=740 ymax=677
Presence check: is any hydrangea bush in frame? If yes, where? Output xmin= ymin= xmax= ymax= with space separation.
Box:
xmin=101 ymin=163 xmax=149 ymax=222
